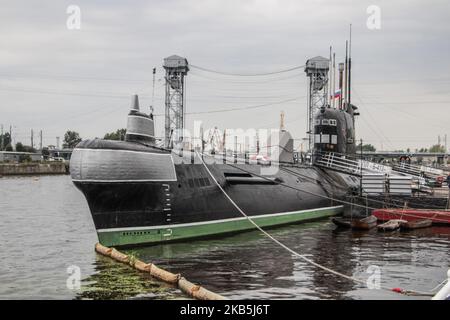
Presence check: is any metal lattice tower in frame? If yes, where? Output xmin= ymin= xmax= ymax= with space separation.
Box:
xmin=304 ymin=56 xmax=329 ymax=154
xmin=163 ymin=55 xmax=189 ymax=149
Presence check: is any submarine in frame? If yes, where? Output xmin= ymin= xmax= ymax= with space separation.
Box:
xmin=70 ymin=101 xmax=361 ymax=247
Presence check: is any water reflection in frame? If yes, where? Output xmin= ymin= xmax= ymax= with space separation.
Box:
xmin=122 ymin=221 xmax=450 ymax=299
xmin=76 ymin=255 xmax=183 ymax=300
xmin=1 ymin=175 xmax=449 ymax=300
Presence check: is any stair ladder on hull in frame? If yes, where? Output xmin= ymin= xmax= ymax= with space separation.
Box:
xmin=314 ymin=152 xmax=362 ymax=176
xmin=315 ymin=152 xmax=443 ymax=182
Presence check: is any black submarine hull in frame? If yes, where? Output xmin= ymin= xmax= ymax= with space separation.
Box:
xmin=71 ymin=140 xmax=356 ymax=247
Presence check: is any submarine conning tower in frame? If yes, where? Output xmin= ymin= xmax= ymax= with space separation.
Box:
xmin=125 ymin=94 xmax=155 ymax=145
xmin=313 ymin=107 xmax=356 ymax=156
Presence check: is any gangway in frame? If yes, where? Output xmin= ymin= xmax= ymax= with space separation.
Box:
xmin=392 ymin=162 xmax=443 ymax=179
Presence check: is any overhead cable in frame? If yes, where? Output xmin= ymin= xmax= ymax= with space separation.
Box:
xmin=190 ymin=64 xmax=305 ymax=77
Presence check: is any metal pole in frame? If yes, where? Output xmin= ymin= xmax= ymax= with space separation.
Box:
xmin=200 ymin=126 xmax=204 ymax=161
xmin=348 ymin=24 xmax=352 ymax=105
xmin=234 ymin=136 xmax=237 ymax=164
xmin=165 ymin=73 xmax=169 ymax=148
xmin=1 ymin=124 xmax=3 ymax=150
xmin=338 ymin=63 xmax=344 ymax=110
xmin=151 ymin=67 xmax=156 ymax=111
xmin=344 ymin=41 xmax=348 ymax=108
xmin=9 ymin=125 xmax=12 ymax=147
xmin=445 ymin=134 xmax=448 ymax=154
xmin=308 ymin=76 xmax=312 ymax=155
xmin=360 ymin=138 xmax=363 ymax=196
xmin=182 ymin=74 xmax=186 ymax=145
xmin=256 ymin=130 xmax=260 ymax=154
xmin=329 ymin=46 xmax=332 ymax=106
xmin=332 ymin=52 xmax=336 ymax=109
xmin=446 ymin=190 xmax=449 ymax=210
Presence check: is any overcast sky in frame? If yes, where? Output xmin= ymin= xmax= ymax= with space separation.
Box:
xmin=1 ymin=0 xmax=449 ymax=151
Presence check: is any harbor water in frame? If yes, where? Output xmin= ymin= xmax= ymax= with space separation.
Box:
xmin=0 ymin=175 xmax=449 ymax=300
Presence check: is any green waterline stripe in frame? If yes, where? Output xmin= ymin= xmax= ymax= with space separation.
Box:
xmin=98 ymin=205 xmax=344 ymax=233
xmin=97 ymin=205 xmax=343 ymax=247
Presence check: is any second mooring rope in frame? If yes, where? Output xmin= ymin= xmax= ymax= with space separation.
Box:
xmin=198 ymin=152 xmax=441 ymax=297
xmin=222 ymin=157 xmax=450 ymax=224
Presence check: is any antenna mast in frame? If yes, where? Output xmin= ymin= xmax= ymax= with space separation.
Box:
xmin=151 ymin=67 xmax=156 ymax=112
xmin=348 ymin=24 xmax=352 ymax=105
xmin=332 ymin=52 xmax=336 ymax=109
xmin=344 ymin=41 xmax=348 ymax=107
xmin=329 ymin=46 xmax=332 ymax=106
xmin=338 ymin=62 xmax=344 ymax=109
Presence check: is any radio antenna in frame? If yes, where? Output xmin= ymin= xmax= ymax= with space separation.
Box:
xmin=151 ymin=67 xmax=156 ymax=113
xmin=348 ymin=24 xmax=352 ymax=105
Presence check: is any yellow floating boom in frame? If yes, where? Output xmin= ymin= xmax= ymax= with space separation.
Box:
xmin=94 ymin=243 xmax=227 ymax=300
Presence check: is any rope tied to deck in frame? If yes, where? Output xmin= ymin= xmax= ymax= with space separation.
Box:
xmin=217 ymin=154 xmax=450 ymax=224
xmin=198 ymin=152 xmax=442 ymax=297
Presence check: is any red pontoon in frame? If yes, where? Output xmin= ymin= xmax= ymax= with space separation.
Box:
xmin=372 ymin=208 xmax=450 ymax=225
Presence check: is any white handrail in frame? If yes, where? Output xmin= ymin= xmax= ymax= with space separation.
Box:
xmin=432 ymin=269 xmax=450 ymax=300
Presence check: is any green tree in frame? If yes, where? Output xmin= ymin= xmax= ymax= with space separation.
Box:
xmin=15 ymin=142 xmax=36 ymax=153
xmin=429 ymin=144 xmax=445 ymax=153
xmin=5 ymin=143 xmax=13 ymax=151
xmin=104 ymin=128 xmax=127 ymax=141
xmin=357 ymin=143 xmax=376 ymax=152
xmin=18 ymin=154 xmax=32 ymax=163
xmin=0 ymin=132 xmax=12 ymax=150
xmin=23 ymin=145 xmax=36 ymax=153
xmin=15 ymin=142 xmax=24 ymax=152
xmin=63 ymin=130 xmax=82 ymax=149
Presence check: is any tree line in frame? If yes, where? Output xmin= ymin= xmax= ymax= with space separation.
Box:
xmin=2 ymin=129 xmax=446 ymax=153
xmin=0 ymin=128 xmax=126 ymax=152
xmin=356 ymin=143 xmax=447 ymax=153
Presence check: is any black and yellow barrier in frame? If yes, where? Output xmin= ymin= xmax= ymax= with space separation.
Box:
xmin=95 ymin=243 xmax=226 ymax=300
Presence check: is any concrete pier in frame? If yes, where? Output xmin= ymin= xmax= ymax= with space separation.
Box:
xmin=0 ymin=162 xmax=68 ymax=176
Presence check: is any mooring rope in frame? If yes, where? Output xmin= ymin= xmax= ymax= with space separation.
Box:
xmin=281 ymin=166 xmax=448 ymax=210
xmin=198 ymin=152 xmax=442 ymax=297
xmin=221 ymin=157 xmax=450 ymax=224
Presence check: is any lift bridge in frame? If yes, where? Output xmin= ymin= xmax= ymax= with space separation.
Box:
xmin=158 ymin=55 xmax=446 ymax=186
